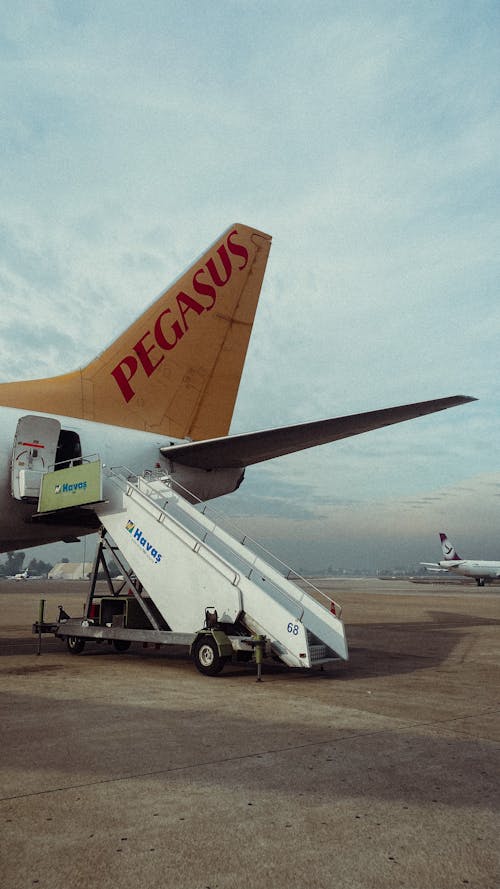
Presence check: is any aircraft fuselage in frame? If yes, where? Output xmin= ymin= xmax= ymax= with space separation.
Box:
xmin=0 ymin=406 xmax=243 ymax=552
xmin=438 ymin=560 xmax=500 ymax=582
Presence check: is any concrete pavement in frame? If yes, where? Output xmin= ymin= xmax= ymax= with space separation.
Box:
xmin=1 ymin=579 xmax=498 ymax=889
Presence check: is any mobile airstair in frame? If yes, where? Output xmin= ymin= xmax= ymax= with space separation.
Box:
xmin=36 ymin=465 xmax=348 ymax=675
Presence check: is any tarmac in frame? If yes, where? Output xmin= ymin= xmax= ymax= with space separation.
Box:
xmin=0 ymin=577 xmax=498 ymax=889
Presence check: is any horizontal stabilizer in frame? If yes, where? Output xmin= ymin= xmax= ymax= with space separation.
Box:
xmin=161 ymin=395 xmax=476 ymax=470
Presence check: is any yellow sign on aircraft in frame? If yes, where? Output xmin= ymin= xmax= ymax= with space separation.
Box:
xmin=38 ymin=461 xmax=102 ymax=512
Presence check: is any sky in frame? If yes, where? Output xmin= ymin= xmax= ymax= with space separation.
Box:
xmin=1 ymin=1 xmax=500 ymax=572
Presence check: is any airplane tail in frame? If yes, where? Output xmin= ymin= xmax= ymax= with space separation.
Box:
xmin=439 ymin=532 xmax=462 ymax=561
xmin=0 ymin=224 xmax=272 ymax=439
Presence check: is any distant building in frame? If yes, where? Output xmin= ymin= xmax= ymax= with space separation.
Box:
xmin=48 ymin=562 xmax=94 ymax=580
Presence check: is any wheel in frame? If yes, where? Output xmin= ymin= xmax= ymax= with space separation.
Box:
xmin=113 ymin=639 xmax=131 ymax=652
xmin=192 ymin=635 xmax=226 ymax=676
xmin=66 ymin=636 xmax=85 ymax=654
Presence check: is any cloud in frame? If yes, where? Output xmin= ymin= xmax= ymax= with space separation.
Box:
xmin=1 ymin=2 xmax=499 ymax=568
xmin=223 ymin=470 xmax=500 ymax=572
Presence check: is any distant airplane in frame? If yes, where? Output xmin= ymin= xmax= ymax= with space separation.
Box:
xmin=7 ymin=569 xmax=44 ymax=581
xmin=423 ymin=532 xmax=500 ymax=586
xmin=0 ymin=223 xmax=476 ymax=555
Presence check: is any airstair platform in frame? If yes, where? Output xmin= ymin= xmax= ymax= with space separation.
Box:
xmin=94 ymin=468 xmax=348 ymax=669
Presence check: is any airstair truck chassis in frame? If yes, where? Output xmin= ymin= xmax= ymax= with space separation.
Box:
xmin=44 ymin=532 xmax=264 ymax=676
xmin=34 ymin=464 xmax=348 ymax=675
xmin=92 ymin=469 xmax=348 ymax=670
xmin=54 ymin=618 xmax=255 ymax=676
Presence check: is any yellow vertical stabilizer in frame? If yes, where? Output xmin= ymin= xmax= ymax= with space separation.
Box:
xmin=0 ymin=224 xmax=272 ymax=439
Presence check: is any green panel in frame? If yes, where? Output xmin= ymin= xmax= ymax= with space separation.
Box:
xmin=39 ymin=461 xmax=102 ymax=512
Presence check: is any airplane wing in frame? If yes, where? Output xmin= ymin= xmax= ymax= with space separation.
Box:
xmin=420 ymin=563 xmax=446 ymax=571
xmin=161 ymin=395 xmax=476 ymax=470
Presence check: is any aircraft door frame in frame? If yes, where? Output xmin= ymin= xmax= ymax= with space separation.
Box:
xmin=11 ymin=415 xmax=61 ymax=501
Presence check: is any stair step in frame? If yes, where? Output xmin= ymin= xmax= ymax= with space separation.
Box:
xmin=309 ymin=644 xmax=327 ymax=661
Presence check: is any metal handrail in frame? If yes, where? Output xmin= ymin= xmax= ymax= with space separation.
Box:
xmin=107 ymin=467 xmax=242 ymax=591
xmin=122 ymin=470 xmax=305 ymax=620
xmin=17 ymin=453 xmax=101 ymax=479
xmin=166 ymin=474 xmax=341 ymax=616
xmin=107 ymin=465 xmax=341 ymax=618
xmin=48 ymin=453 xmax=101 ymax=472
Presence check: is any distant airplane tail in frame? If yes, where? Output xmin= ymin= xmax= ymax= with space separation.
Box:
xmin=439 ymin=532 xmax=462 ymax=561
xmin=0 ymin=224 xmax=272 ymax=439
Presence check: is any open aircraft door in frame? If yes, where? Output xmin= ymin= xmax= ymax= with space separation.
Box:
xmin=11 ymin=415 xmax=61 ymax=501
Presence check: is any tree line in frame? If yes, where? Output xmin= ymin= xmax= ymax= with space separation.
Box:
xmin=0 ymin=552 xmax=121 ymax=579
xmin=0 ymin=552 xmax=53 ymax=577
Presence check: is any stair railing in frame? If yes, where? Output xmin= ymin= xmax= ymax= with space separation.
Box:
xmin=106 ymin=466 xmax=342 ymax=619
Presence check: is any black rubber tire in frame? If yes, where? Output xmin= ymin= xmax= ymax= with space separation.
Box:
xmin=192 ymin=636 xmax=226 ymax=676
xmin=66 ymin=636 xmax=85 ymax=654
xmin=113 ymin=639 xmax=131 ymax=652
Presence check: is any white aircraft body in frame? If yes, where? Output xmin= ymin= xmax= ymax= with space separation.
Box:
xmin=424 ymin=532 xmax=500 ymax=587
xmin=0 ymin=223 xmax=475 ymax=555
xmin=12 ymin=570 xmax=29 ymax=581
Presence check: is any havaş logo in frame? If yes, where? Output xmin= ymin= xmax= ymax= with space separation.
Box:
xmin=54 ymin=481 xmax=88 ymax=494
xmin=125 ymin=519 xmax=162 ymax=564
